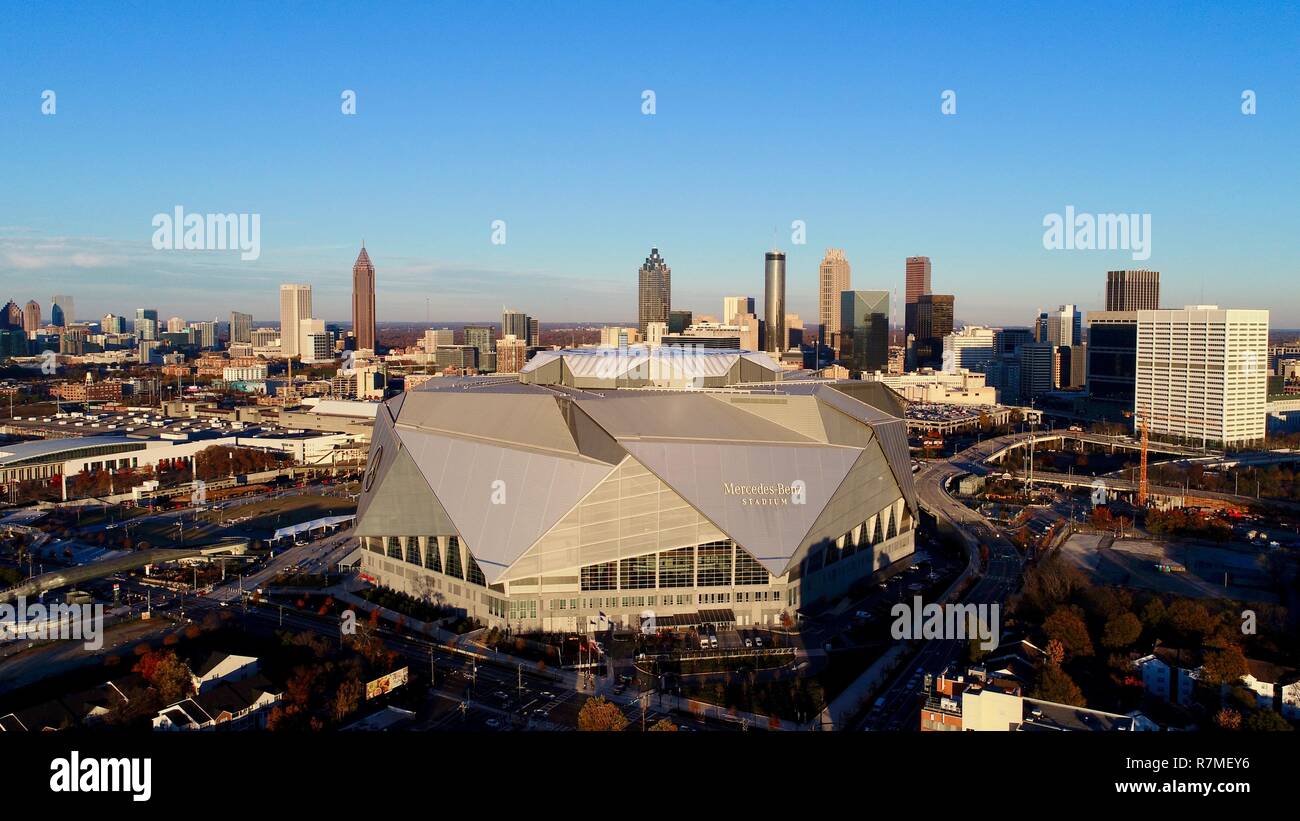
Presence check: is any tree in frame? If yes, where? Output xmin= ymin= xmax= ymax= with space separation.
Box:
xmin=1043 ymin=608 xmax=1094 ymax=658
xmin=1200 ymin=643 xmax=1249 ymax=686
xmin=577 ymin=697 xmax=629 ymax=731
xmin=334 ymin=678 xmax=363 ymax=723
xmin=1044 ymin=639 xmax=1066 ymax=666
xmin=1243 ymin=710 xmax=1294 ymax=732
xmin=1214 ymin=708 xmax=1242 ymax=731
xmin=1101 ymin=612 xmax=1143 ymax=651
xmin=647 ymin=718 xmax=678 ymax=732
xmin=132 ymin=649 xmax=192 ymax=704
xmin=1167 ymin=599 xmax=1217 ymax=640
xmin=1033 ymin=664 xmax=1085 ymax=707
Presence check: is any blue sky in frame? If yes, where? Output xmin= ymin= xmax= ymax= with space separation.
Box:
xmin=1 ymin=1 xmax=1298 ymax=327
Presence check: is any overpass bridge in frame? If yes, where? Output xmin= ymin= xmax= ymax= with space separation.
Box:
xmin=1003 ymin=470 xmax=1300 ymax=514
xmin=983 ymin=431 xmax=1213 ymax=465
xmin=0 ymin=537 xmax=250 ymax=603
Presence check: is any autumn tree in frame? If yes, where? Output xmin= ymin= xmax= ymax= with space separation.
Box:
xmin=1214 ymin=708 xmax=1242 ymax=731
xmin=1101 ymin=612 xmax=1143 ymax=651
xmin=132 ymin=649 xmax=192 ymax=704
xmin=1243 ymin=710 xmax=1294 ymax=732
xmin=647 ymin=718 xmax=678 ymax=732
xmin=1033 ymin=664 xmax=1085 ymax=707
xmin=1200 ymin=643 xmax=1249 ymax=686
xmin=1043 ymin=608 xmax=1094 ymax=658
xmin=577 ymin=697 xmax=629 ymax=731
xmin=334 ymin=677 xmax=363 ymax=723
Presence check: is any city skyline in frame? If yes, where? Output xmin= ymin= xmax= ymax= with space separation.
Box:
xmin=2 ymin=3 xmax=1297 ymax=326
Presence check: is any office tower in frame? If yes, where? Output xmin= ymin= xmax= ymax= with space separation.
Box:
xmin=637 ymin=247 xmax=671 ymax=337
xmin=502 ymin=309 xmax=529 ymax=341
xmin=645 ymin=321 xmax=668 ymax=347
xmin=528 ymin=317 xmax=540 ymax=347
xmin=1 ymin=300 xmax=21 ymax=330
xmin=764 ymin=250 xmax=786 ymax=354
xmin=1085 ymin=311 xmax=1138 ymax=404
xmin=166 ymin=316 xmax=186 ymax=333
xmin=230 ymin=311 xmax=253 ymax=344
xmin=914 ymin=293 xmax=954 ymax=369
xmin=904 ymin=257 xmax=931 ymax=348
xmin=1045 ymin=304 xmax=1082 ymax=348
xmin=994 ymin=327 xmax=1034 ymax=359
xmin=137 ymin=339 xmax=161 ymax=365
xmin=1018 ymin=342 xmax=1056 ymax=402
xmin=1063 ymin=344 xmax=1088 ymax=389
xmin=280 ymin=284 xmax=312 ymax=358
xmin=1106 ymin=270 xmax=1160 ymax=312
xmin=839 ymin=290 xmax=890 ymax=374
xmin=424 ymin=328 xmax=455 ymax=351
xmin=352 ymin=244 xmax=376 ymax=351
xmin=668 ymin=310 xmax=693 ymax=334
xmin=677 ymin=314 xmax=758 ymax=351
xmin=943 ymin=326 xmax=997 ymax=371
xmin=600 ymin=326 xmax=640 ymax=347
xmin=785 ymin=314 xmax=804 ymax=349
xmin=59 ymin=327 xmax=87 ymax=355
xmin=100 ymin=314 xmax=125 ymax=335
xmin=192 ymin=320 xmax=217 ymax=349
xmin=818 ymin=249 xmax=852 ymax=351
xmin=464 ymin=325 xmax=496 ymax=356
xmin=723 ymin=296 xmax=755 ymax=326
xmin=51 ymin=294 xmax=74 ymax=326
xmin=299 ymin=318 xmax=329 ymax=363
xmin=435 ymin=345 xmax=478 ymax=371
xmin=251 ymin=327 xmax=279 ymax=347
xmin=496 ymin=334 xmax=528 ymax=374
xmin=1135 ymin=306 xmax=1268 ymax=446
xmin=23 ymin=300 xmax=41 ymax=333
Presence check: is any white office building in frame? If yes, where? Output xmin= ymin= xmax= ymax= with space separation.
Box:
xmin=1135 ymin=306 xmax=1268 ymax=446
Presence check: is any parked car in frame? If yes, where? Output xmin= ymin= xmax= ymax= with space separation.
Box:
xmin=754 ymin=636 xmax=763 ymax=648
xmin=709 ymin=635 xmax=718 ymax=648
xmin=744 ymin=638 xmax=753 ymax=648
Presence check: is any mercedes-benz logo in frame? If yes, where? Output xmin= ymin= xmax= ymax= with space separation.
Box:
xmin=364 ymin=445 xmax=384 ymax=492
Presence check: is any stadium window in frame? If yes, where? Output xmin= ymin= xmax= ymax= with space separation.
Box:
xmin=444 ymin=537 xmax=465 ymax=579
xmin=696 ymin=541 xmax=732 ymax=586
xmin=658 ymin=546 xmax=694 ymax=588
xmin=466 ymin=552 xmax=486 ymax=587
xmin=734 ymin=548 xmax=769 ymax=585
xmin=619 ymin=554 xmax=656 ymax=589
xmin=424 ymin=538 xmax=442 ymax=573
xmin=580 ymin=561 xmax=617 ymax=591
xmin=386 ymin=536 xmax=402 ymax=560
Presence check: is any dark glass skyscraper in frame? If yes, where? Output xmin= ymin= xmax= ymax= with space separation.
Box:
xmin=637 ymin=247 xmax=671 ymax=337
xmin=914 ymin=293 xmax=954 ymax=368
xmin=1105 ymin=270 xmax=1159 ymax=311
xmin=839 ymin=290 xmax=890 ymax=374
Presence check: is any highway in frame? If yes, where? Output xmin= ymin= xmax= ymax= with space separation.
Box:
xmin=857 ymin=453 xmax=1024 ymax=731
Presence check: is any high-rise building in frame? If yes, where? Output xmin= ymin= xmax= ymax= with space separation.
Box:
xmin=528 ymin=317 xmax=540 ymax=347
xmin=166 ymin=316 xmax=186 ymax=334
xmin=424 ymin=328 xmax=455 ymax=350
xmin=299 ymin=318 xmax=329 ymax=363
xmin=51 ymin=295 xmax=74 ymax=326
xmin=134 ymin=309 xmax=159 ymax=341
xmin=352 ymin=244 xmax=376 ymax=351
xmin=1135 ymin=306 xmax=1268 ymax=446
xmin=723 ymin=296 xmax=755 ymax=326
xmin=230 ymin=311 xmax=253 ymax=344
xmin=1085 ymin=311 xmax=1138 ymax=405
xmin=1 ymin=300 xmax=21 ymax=331
xmin=637 ymin=247 xmax=671 ymax=337
xmin=1045 ymin=304 xmax=1082 ymax=348
xmin=1018 ymin=342 xmax=1056 ymax=402
xmin=192 ymin=320 xmax=218 ymax=349
xmin=668 ymin=310 xmax=693 ymax=334
xmin=502 ymin=309 xmax=529 ymax=341
xmin=23 ymin=300 xmax=41 ymax=333
xmin=839 ymin=290 xmax=890 ymax=374
xmin=904 ymin=257 xmax=931 ymax=347
xmin=764 ymin=250 xmax=786 ymax=354
xmin=496 ymin=334 xmax=528 ymax=374
xmin=464 ymin=326 xmax=495 ymax=355
xmin=785 ymin=314 xmax=804 ymax=349
xmin=818 ymin=250 xmax=851 ymax=350
xmin=280 ymin=284 xmax=312 ymax=358
xmin=994 ymin=327 xmax=1034 ymax=359
xmin=943 ymin=326 xmax=997 ymax=371
xmin=914 ymin=293 xmax=954 ymax=369
xmin=1106 ymin=270 xmax=1160 ymax=312
xmin=101 ymin=313 xmax=125 ymax=335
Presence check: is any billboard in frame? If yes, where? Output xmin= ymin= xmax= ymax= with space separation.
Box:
xmin=365 ymin=666 xmax=409 ymax=700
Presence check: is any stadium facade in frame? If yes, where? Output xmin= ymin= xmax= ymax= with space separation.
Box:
xmin=353 ymin=347 xmax=917 ymax=632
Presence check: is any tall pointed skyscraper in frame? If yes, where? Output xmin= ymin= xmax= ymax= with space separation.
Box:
xmin=818 ymin=249 xmax=851 ymax=352
xmin=352 ymin=243 xmax=376 ymax=351
xmin=637 ymin=247 xmax=671 ymax=337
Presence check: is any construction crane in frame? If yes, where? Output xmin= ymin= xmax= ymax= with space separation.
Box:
xmin=1124 ymin=406 xmax=1206 ymax=508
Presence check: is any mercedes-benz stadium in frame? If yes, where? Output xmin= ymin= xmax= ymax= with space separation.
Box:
xmin=352 ymin=347 xmax=917 ymax=632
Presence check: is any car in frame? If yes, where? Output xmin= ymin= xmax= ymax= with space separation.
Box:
xmin=493 ymin=690 xmax=508 ymax=700
xmin=744 ymin=638 xmax=753 ymax=648
xmin=699 ymin=637 xmax=709 ymax=649
xmin=485 ymin=718 xmax=501 ymax=728
xmin=754 ymin=636 xmax=763 ymax=647
xmin=709 ymin=635 xmax=718 ymax=648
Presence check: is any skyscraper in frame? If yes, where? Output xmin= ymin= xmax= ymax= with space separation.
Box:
xmin=1106 ymin=270 xmax=1160 ymax=312
xmin=23 ymin=300 xmax=40 ymax=333
xmin=723 ymin=296 xmax=755 ymax=326
xmin=637 ymin=247 xmax=671 ymax=337
xmin=280 ymin=284 xmax=313 ymax=358
xmin=1136 ymin=306 xmax=1268 ymax=446
xmin=1046 ymin=304 xmax=1082 ymax=348
xmin=904 ymin=257 xmax=931 ymax=345
xmin=839 ymin=290 xmax=889 ymax=374
xmin=51 ymin=294 xmax=74 ymax=327
xmin=230 ymin=311 xmax=253 ymax=344
xmin=764 ymin=250 xmax=786 ymax=354
xmin=502 ymin=309 xmax=529 ymax=341
xmin=914 ymin=293 xmax=954 ymax=368
xmin=818 ymin=249 xmax=851 ymax=350
xmin=352 ymin=244 xmax=377 ymax=351
xmin=134 ymin=308 xmax=159 ymax=341
xmin=1 ymin=300 xmax=21 ymax=330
